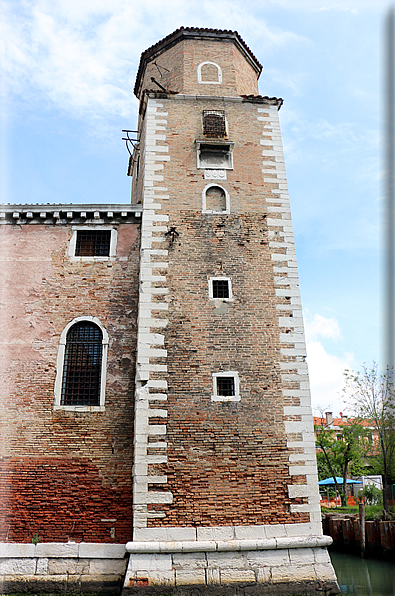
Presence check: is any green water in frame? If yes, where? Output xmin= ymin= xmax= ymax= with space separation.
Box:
xmin=330 ymin=551 xmax=395 ymax=596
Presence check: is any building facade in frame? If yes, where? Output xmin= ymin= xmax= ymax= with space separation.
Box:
xmin=0 ymin=28 xmax=339 ymax=595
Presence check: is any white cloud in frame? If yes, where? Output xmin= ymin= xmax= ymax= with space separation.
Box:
xmin=304 ymin=312 xmax=354 ymax=416
xmin=0 ymin=0 xmax=310 ymax=123
xmin=307 ymin=339 xmax=354 ymax=416
xmin=305 ymin=313 xmax=341 ymax=341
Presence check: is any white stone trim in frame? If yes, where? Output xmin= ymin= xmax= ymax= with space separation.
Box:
xmin=53 ymin=316 xmax=108 ymax=412
xmin=197 ymin=61 xmax=222 ymax=85
xmin=68 ymin=226 xmax=117 ymax=261
xmin=0 ymin=542 xmax=126 ymax=558
xmin=202 ymin=183 xmax=230 ymax=214
xmin=133 ymin=521 xmax=324 ymax=543
xmin=204 ymin=169 xmax=227 ymax=180
xmin=126 ymin=535 xmax=331 ymax=553
xmin=211 ymin=371 xmax=240 ymax=402
xmin=133 ymin=99 xmax=172 ymax=535
xmin=257 ymin=105 xmax=322 ymax=526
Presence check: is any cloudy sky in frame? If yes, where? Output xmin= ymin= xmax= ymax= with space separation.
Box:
xmin=1 ymin=0 xmax=392 ymax=416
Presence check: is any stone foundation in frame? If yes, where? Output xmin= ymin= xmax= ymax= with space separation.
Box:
xmin=0 ymin=542 xmax=128 ymax=594
xmin=123 ymin=533 xmax=339 ymax=595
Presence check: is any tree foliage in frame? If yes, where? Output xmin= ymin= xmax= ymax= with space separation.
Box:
xmin=358 ymin=484 xmax=383 ymax=506
xmin=344 ymin=362 xmax=395 ymax=515
xmin=315 ymin=413 xmax=368 ymax=506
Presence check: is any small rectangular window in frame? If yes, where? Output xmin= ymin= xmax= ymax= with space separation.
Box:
xmin=196 ymin=141 xmax=234 ymax=170
xmin=75 ymin=230 xmax=111 ymax=256
xmin=199 ymin=145 xmax=232 ymax=169
xmin=217 ymin=376 xmax=235 ymax=396
xmin=212 ymin=279 xmax=229 ymax=298
xmin=208 ymin=277 xmax=233 ymax=301
xmin=212 ymin=371 xmax=240 ymax=402
xmin=203 ymin=110 xmax=226 ymax=137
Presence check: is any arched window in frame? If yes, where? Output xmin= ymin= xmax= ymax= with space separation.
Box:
xmin=197 ymin=62 xmax=222 ymax=85
xmin=202 ymin=184 xmax=230 ymax=214
xmin=54 ymin=317 xmax=109 ymax=411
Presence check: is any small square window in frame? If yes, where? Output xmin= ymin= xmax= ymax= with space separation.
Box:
xmin=212 ymin=371 xmax=240 ymax=402
xmin=75 ymin=230 xmax=111 ymax=256
xmin=212 ymin=279 xmax=229 ymax=299
xmin=217 ymin=376 xmax=235 ymax=396
xmin=208 ymin=277 xmax=233 ymax=301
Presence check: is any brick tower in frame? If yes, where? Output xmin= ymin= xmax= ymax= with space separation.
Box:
xmin=123 ymin=28 xmax=338 ymax=594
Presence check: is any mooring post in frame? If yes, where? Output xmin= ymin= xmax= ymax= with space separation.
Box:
xmin=359 ymin=502 xmax=365 ymax=557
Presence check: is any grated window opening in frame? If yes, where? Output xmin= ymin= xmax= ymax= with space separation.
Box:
xmin=61 ymin=322 xmax=102 ymax=406
xmin=75 ymin=230 xmax=111 ymax=256
xmin=217 ymin=376 xmax=235 ymax=396
xmin=203 ymin=110 xmax=226 ymax=138
xmin=213 ymin=279 xmax=229 ymax=298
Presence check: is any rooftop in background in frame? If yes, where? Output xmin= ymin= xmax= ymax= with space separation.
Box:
xmin=313 ymin=413 xmax=375 ymax=429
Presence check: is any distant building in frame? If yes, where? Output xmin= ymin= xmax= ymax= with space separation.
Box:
xmin=0 ymin=28 xmax=338 ymax=594
xmin=313 ymin=412 xmax=379 ymax=447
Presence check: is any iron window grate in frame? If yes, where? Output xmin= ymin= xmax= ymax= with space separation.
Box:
xmin=61 ymin=322 xmax=102 ymax=406
xmin=203 ymin=110 xmax=226 ymax=137
xmin=217 ymin=376 xmax=235 ymax=396
xmin=75 ymin=230 xmax=111 ymax=256
xmin=212 ymin=279 xmax=229 ymax=298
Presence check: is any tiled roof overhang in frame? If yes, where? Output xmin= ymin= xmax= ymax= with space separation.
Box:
xmin=134 ymin=27 xmax=263 ymax=99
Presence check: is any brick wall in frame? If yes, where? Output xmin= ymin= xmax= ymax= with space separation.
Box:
xmin=138 ymin=38 xmax=259 ymax=99
xmin=133 ymin=89 xmax=313 ymax=532
xmin=0 ymin=223 xmax=140 ymax=542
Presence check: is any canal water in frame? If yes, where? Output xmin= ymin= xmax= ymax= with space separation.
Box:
xmin=330 ymin=551 xmax=395 ymax=595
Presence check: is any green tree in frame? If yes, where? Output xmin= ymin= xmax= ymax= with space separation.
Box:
xmin=315 ymin=413 xmax=368 ymax=506
xmin=344 ymin=363 xmax=395 ymax=516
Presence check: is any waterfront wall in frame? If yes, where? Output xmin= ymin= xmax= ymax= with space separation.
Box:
xmin=322 ymin=515 xmax=395 ymax=560
xmin=0 ymin=542 xmax=127 ymax=594
xmin=0 ymin=535 xmax=340 ymax=595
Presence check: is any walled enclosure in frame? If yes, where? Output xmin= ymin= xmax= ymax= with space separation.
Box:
xmin=0 ymin=27 xmax=339 ymax=596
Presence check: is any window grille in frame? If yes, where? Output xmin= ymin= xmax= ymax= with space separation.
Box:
xmin=61 ymin=322 xmax=103 ymax=406
xmin=75 ymin=230 xmax=111 ymax=256
xmin=203 ymin=110 xmax=226 ymax=137
xmin=212 ymin=279 xmax=229 ymax=298
xmin=217 ymin=376 xmax=235 ymax=396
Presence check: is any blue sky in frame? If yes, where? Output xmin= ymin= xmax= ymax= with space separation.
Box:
xmin=0 ymin=0 xmax=392 ymax=416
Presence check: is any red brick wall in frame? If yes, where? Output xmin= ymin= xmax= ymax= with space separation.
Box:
xmin=0 ymin=457 xmax=133 ymax=543
xmin=0 ymin=223 xmax=139 ymax=542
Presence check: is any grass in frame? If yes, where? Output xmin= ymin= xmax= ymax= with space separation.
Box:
xmin=321 ymin=504 xmax=395 ymax=520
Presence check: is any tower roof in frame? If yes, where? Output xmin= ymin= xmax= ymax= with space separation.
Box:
xmin=134 ymin=27 xmax=263 ymax=98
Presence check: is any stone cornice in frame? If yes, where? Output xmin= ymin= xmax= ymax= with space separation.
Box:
xmin=0 ymin=204 xmax=142 ymax=225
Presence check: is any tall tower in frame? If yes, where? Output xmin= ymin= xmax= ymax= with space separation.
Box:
xmin=124 ymin=28 xmax=338 ymax=594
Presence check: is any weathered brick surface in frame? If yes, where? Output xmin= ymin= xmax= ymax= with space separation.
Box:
xmin=0 ymin=223 xmax=139 ymax=542
xmin=135 ymin=91 xmax=310 ymax=528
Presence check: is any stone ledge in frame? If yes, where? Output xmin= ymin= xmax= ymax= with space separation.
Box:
xmin=0 ymin=542 xmax=127 ymax=559
xmin=126 ymin=536 xmax=332 ymax=554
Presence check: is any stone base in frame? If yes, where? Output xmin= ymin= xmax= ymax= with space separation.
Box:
xmin=122 ymin=538 xmax=340 ymax=595
xmin=0 ymin=542 xmax=128 ymax=595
